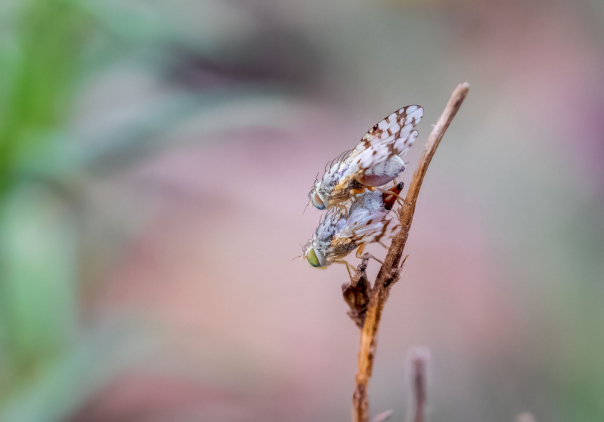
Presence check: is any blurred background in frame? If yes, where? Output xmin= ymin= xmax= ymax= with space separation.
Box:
xmin=0 ymin=0 xmax=603 ymax=421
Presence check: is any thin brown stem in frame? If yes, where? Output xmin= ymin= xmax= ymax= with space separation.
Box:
xmin=352 ymin=83 xmax=470 ymax=422
xmin=407 ymin=348 xmax=429 ymax=422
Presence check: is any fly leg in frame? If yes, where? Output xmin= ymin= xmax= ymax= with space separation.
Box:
xmin=356 ymin=244 xmax=384 ymax=265
xmin=333 ymin=260 xmax=355 ymax=281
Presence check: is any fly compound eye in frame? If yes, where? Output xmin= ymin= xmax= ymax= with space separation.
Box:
xmin=312 ymin=192 xmax=326 ymax=210
xmin=307 ymin=248 xmax=325 ymax=268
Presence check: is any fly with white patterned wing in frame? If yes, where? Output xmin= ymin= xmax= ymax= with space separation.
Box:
xmin=302 ymin=191 xmax=401 ymax=278
xmin=309 ymin=105 xmax=423 ymax=211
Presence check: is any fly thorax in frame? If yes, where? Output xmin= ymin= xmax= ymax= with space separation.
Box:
xmin=350 ymin=191 xmax=385 ymax=214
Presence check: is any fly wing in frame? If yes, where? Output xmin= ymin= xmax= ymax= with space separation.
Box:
xmin=355 ymin=215 xmax=401 ymax=244
xmin=339 ymin=105 xmax=423 ymax=183
xmin=335 ymin=209 xmax=401 ymax=245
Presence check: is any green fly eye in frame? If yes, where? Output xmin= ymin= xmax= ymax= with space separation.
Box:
xmin=307 ymin=248 xmax=323 ymax=268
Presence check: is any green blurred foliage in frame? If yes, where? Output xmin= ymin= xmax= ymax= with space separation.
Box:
xmin=0 ymin=0 xmax=219 ymax=418
xmin=0 ymin=2 xmax=101 ymax=419
xmin=0 ymin=0 xmax=86 ymax=388
xmin=0 ymin=0 xmax=303 ymax=419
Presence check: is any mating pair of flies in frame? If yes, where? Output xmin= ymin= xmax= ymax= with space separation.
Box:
xmin=301 ymin=105 xmax=423 ymax=279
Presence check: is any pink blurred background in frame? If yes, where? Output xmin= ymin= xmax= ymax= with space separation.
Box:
xmin=1 ymin=0 xmax=603 ymax=421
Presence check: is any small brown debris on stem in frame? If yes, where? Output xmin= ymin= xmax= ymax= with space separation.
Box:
xmin=352 ymin=83 xmax=469 ymax=422
xmin=407 ymin=348 xmax=429 ymax=422
xmin=342 ymin=257 xmax=371 ymax=329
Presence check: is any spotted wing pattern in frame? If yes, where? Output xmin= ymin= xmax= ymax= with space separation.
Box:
xmin=358 ymin=105 xmax=423 ymax=155
xmin=351 ymin=213 xmax=401 ymax=244
xmin=339 ymin=105 xmax=423 ymax=183
xmin=333 ymin=191 xmax=400 ymax=247
xmin=335 ymin=209 xmax=400 ymax=246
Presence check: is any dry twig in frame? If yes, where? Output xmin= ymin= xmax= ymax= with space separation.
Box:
xmin=350 ymin=83 xmax=470 ymax=422
xmin=407 ymin=348 xmax=429 ymax=422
